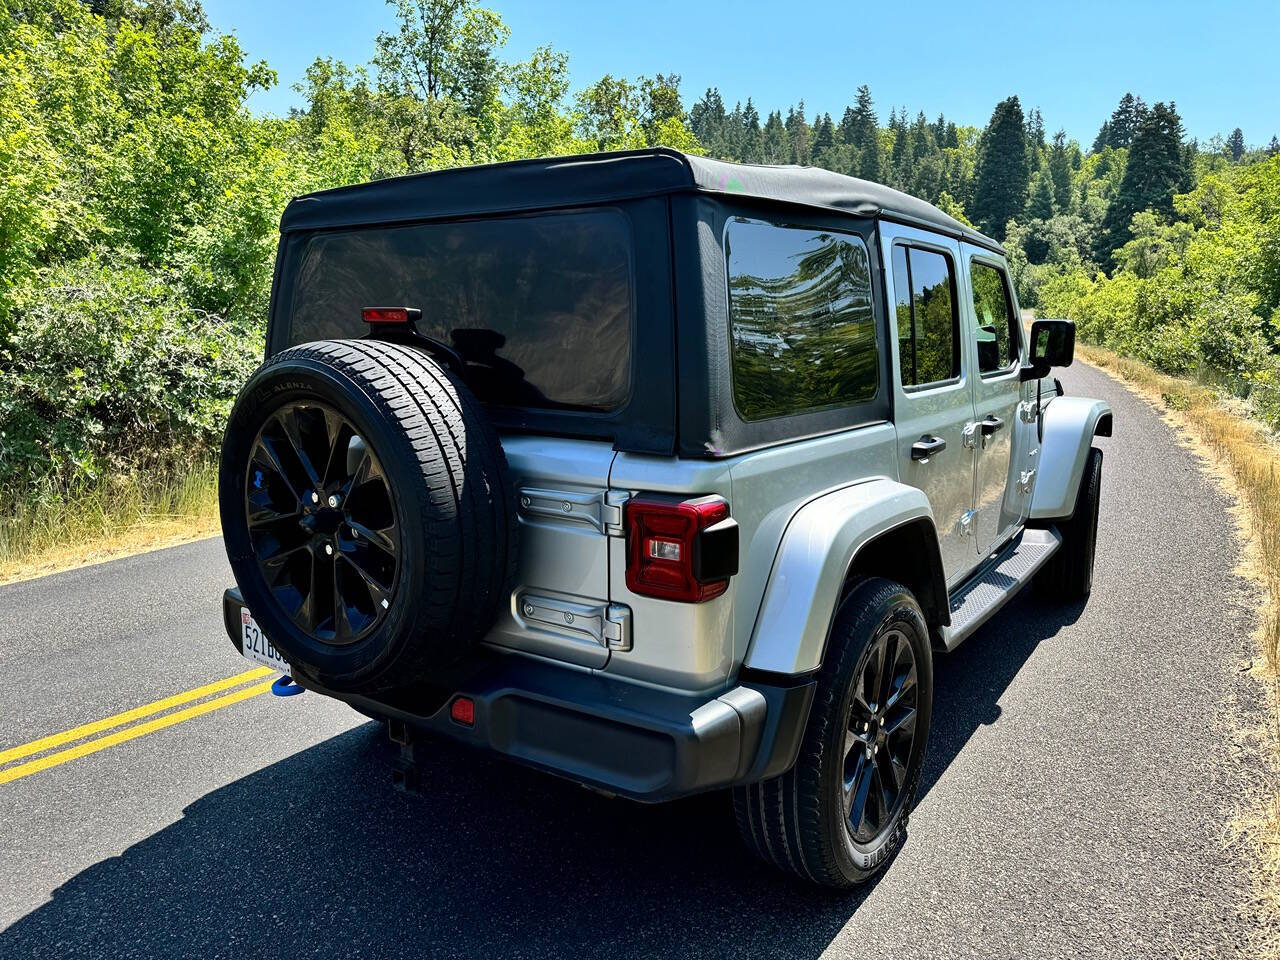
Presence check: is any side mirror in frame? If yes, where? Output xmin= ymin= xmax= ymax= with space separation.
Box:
xmin=976 ymin=324 xmax=1000 ymax=372
xmin=1020 ymin=318 xmax=1075 ymax=381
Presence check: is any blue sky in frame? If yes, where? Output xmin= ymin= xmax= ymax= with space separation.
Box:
xmin=204 ymin=0 xmax=1279 ymax=148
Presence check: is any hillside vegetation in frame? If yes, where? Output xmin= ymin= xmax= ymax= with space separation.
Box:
xmin=1 ymin=0 xmax=1278 ymax=524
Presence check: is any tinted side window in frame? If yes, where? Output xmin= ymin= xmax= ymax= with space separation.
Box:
xmin=725 ymin=218 xmax=878 ymax=421
xmin=891 ymin=245 xmax=959 ymax=387
xmin=286 ymin=210 xmax=633 ymax=412
xmin=969 ymin=261 xmax=1018 ymax=374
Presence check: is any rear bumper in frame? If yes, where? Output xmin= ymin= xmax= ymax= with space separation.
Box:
xmin=222 ymin=587 xmax=814 ymax=802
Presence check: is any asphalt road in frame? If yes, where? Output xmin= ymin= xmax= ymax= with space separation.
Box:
xmin=0 ymin=362 xmax=1266 ymax=959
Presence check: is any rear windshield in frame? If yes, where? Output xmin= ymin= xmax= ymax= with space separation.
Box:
xmin=285 ymin=209 xmax=633 ymax=412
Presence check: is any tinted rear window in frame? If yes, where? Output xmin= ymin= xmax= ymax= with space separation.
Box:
xmin=725 ymin=217 xmax=878 ymax=421
xmin=892 ymin=245 xmax=959 ymax=388
xmin=286 ymin=210 xmax=633 ymax=412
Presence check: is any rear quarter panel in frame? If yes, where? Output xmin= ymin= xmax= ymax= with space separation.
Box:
xmin=605 ymin=423 xmax=899 ymax=692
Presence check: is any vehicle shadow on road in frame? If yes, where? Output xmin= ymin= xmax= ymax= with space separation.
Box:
xmin=0 ymin=594 xmax=1084 ymax=960
xmin=922 ymin=591 xmax=1088 ymax=799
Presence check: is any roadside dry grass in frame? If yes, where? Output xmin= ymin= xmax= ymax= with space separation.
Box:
xmin=0 ymin=464 xmax=221 ymax=586
xmin=1077 ymin=343 xmax=1280 ymax=955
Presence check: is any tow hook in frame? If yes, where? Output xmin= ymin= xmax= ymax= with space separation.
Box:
xmin=271 ymin=675 xmax=306 ymax=697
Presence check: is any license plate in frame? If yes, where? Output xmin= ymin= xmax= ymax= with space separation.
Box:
xmin=240 ymin=608 xmax=289 ymax=674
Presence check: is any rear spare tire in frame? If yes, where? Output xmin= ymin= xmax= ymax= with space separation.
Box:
xmin=219 ymin=338 xmax=518 ymax=693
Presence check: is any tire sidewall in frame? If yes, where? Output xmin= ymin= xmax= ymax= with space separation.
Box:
xmin=220 ymin=353 xmax=435 ymax=687
xmin=1079 ymin=448 xmax=1103 ymax=593
xmin=822 ymin=583 xmax=934 ymax=881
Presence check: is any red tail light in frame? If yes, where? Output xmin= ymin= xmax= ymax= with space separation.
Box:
xmin=362 ymin=306 xmax=422 ymax=325
xmin=450 ymin=696 xmax=475 ymax=726
xmin=625 ymin=495 xmax=739 ymax=603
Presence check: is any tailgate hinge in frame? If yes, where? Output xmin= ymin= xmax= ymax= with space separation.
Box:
xmin=516 ymin=593 xmax=632 ymax=652
xmin=603 ymin=490 xmax=630 ymax=537
xmin=603 ymin=603 xmax=632 ymax=652
xmin=518 ymin=487 xmax=630 ymax=536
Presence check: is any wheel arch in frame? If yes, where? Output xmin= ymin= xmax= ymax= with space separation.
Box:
xmin=1029 ymin=396 xmax=1112 ymax=522
xmin=843 ymin=517 xmax=949 ymax=635
xmin=742 ymin=479 xmax=946 ymax=676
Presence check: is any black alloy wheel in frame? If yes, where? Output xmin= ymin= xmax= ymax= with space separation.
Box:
xmin=246 ymin=401 xmax=400 ymax=645
xmin=732 ymin=577 xmax=932 ymax=888
xmin=842 ymin=627 xmax=919 ymax=844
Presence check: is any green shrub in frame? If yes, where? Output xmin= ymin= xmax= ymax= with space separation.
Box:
xmin=0 ymin=256 xmax=261 ymax=494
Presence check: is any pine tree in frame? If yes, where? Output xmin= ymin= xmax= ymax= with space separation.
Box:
xmin=1029 ymin=173 xmax=1055 ymax=220
xmin=722 ymin=101 xmax=744 ymax=159
xmin=913 ymin=153 xmax=943 ymax=202
xmin=890 ymin=110 xmax=913 ymax=191
xmin=972 ymin=95 xmax=1029 ymax=241
xmin=1226 ymin=127 xmax=1245 ymax=162
xmin=1092 ymin=121 xmax=1111 ymax=153
xmin=689 ymin=88 xmax=725 ymax=148
xmin=858 ymin=128 xmax=884 ymax=183
xmin=1270 ymin=135 xmax=1280 ymax=156
xmin=850 ymin=92 xmax=884 ymax=184
xmin=911 ymin=110 xmax=934 ymax=160
xmin=741 ymin=98 xmax=762 ymax=162
xmin=838 ymin=103 xmax=858 ymax=146
xmin=1026 ymin=107 xmax=1045 ymax=149
xmin=849 ymin=85 xmax=878 ymax=153
xmin=762 ymin=110 xmax=789 ymax=164
xmin=784 ymin=102 xmax=810 ymax=164
xmin=1105 ymin=93 xmax=1147 ymax=148
xmin=1098 ymin=101 xmax=1189 ymax=264
xmin=813 ymin=112 xmax=836 ymax=157
xmin=1048 ymin=129 xmax=1072 ymax=211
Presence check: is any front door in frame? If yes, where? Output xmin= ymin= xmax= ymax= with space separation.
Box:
xmin=882 ymin=225 xmax=979 ymax=587
xmin=961 ymin=248 xmax=1025 ymax=558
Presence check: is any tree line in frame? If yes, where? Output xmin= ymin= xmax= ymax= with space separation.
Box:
xmin=2 ymin=0 xmax=1278 ymax=504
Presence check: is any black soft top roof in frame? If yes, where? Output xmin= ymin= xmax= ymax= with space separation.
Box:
xmin=279 ymin=147 xmax=1003 ymax=254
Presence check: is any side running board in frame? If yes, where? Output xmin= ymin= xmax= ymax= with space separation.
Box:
xmin=940 ymin=527 xmax=1062 ymax=650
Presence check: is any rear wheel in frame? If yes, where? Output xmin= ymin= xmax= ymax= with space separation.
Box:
xmin=1036 ymin=446 xmax=1102 ymax=602
xmin=733 ymin=578 xmax=933 ymax=888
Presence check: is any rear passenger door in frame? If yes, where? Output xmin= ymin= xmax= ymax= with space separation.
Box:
xmin=960 ymin=247 xmax=1026 ymax=558
xmin=882 ymin=224 xmax=979 ymax=587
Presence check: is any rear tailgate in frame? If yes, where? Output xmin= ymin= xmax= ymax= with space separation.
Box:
xmin=481 ymin=436 xmax=624 ymax=668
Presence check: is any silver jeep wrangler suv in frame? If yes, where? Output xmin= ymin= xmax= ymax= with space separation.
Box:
xmin=218 ymin=148 xmax=1112 ymax=888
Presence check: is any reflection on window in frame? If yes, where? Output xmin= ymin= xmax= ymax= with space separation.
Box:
xmin=970 ymin=261 xmax=1017 ymax=374
xmin=287 ymin=210 xmax=633 ymax=412
xmin=892 ymin=245 xmax=958 ymax=387
xmin=726 ymin=218 xmax=878 ymax=421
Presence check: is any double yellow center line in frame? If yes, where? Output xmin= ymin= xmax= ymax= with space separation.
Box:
xmin=0 ymin=666 xmax=277 ymax=786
